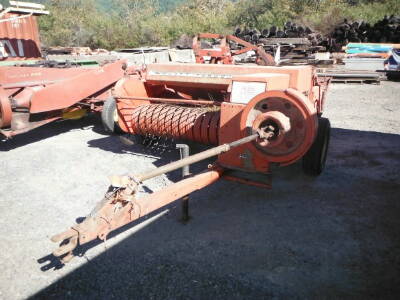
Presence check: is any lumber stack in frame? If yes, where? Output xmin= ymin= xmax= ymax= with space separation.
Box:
xmin=234 ymin=21 xmax=323 ymax=45
xmin=233 ymin=15 xmax=400 ymax=53
xmin=234 ymin=22 xmax=326 ymax=59
xmin=330 ymin=15 xmax=400 ymax=51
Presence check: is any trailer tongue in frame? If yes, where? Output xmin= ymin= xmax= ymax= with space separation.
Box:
xmin=51 ymin=133 xmax=266 ymax=263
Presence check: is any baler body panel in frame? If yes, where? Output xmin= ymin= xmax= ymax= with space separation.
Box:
xmin=114 ymin=63 xmax=323 ymax=171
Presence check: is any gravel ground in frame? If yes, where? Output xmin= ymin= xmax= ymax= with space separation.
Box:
xmin=0 ymin=81 xmax=399 ymax=299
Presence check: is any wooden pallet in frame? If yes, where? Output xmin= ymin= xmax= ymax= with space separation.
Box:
xmin=317 ymin=68 xmax=382 ymax=84
xmin=330 ymin=78 xmax=381 ymax=84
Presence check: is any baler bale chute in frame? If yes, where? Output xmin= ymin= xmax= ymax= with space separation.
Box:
xmin=0 ymin=60 xmax=128 ymax=138
xmin=52 ymin=63 xmax=331 ymax=263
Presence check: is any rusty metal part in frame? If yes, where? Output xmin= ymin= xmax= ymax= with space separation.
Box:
xmin=240 ymin=89 xmax=318 ymax=165
xmin=253 ymin=111 xmax=291 ymax=148
xmin=135 ymin=133 xmax=258 ymax=184
xmin=313 ymin=76 xmax=331 ymax=114
xmin=193 ymin=33 xmax=233 ymax=64
xmin=52 ymin=134 xmax=260 ymax=262
xmin=193 ymin=33 xmax=275 ymax=66
xmin=52 ymin=166 xmax=224 ymax=262
xmin=12 ymin=85 xmax=44 ymax=109
xmin=140 ymin=63 xmax=314 ymax=93
xmin=227 ymin=35 xmax=275 ymax=66
xmin=29 ymin=61 xmax=126 ymax=113
xmin=131 ymin=104 xmax=220 ymax=145
xmin=0 ymin=87 xmax=12 ymax=128
xmin=0 ymin=11 xmax=42 ymax=60
xmin=116 ymin=96 xmax=221 ymax=106
xmin=0 ymin=60 xmax=127 ymax=137
xmin=0 ymin=67 xmax=89 ymax=87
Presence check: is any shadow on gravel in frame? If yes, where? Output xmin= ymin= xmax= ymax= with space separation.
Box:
xmin=33 ymin=128 xmax=400 ymax=299
xmin=86 ymin=134 xmax=215 ymax=180
xmin=0 ymin=114 xmax=105 ymax=151
xmin=87 ymin=134 xmax=208 ymax=159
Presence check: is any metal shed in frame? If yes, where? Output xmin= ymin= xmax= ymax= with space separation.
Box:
xmin=0 ymin=1 xmax=49 ymax=60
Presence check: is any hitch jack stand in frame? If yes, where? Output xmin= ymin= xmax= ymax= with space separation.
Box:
xmin=177 ymin=144 xmax=190 ymax=223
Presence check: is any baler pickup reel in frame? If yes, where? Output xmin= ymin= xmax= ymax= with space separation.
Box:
xmin=51 ymin=131 xmax=276 ymax=263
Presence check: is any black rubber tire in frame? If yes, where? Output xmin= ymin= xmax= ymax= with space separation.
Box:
xmin=302 ymin=117 xmax=331 ymax=176
xmin=101 ymin=97 xmax=121 ymax=133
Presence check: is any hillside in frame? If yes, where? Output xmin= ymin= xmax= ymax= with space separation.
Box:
xmin=2 ymin=0 xmax=399 ymax=50
xmin=0 ymin=0 xmax=186 ymax=12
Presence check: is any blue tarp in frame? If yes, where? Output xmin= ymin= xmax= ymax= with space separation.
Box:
xmin=346 ymin=43 xmax=393 ymax=54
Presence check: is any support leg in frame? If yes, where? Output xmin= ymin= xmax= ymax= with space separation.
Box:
xmin=176 ymin=144 xmax=190 ymax=222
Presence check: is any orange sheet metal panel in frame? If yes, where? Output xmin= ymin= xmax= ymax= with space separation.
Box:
xmin=0 ymin=12 xmax=41 ymax=60
xmin=146 ymin=63 xmax=314 ymax=93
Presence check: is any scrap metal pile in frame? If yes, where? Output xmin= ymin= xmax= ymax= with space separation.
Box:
xmin=233 ymin=22 xmax=326 ymax=60
xmin=51 ymin=62 xmax=331 ymax=262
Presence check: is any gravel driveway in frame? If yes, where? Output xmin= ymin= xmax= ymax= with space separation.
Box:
xmin=0 ymin=81 xmax=399 ymax=299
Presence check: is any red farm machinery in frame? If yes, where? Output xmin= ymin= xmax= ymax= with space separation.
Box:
xmin=51 ymin=62 xmax=331 ymax=263
xmin=0 ymin=60 xmax=128 ymax=138
xmin=192 ymin=33 xmax=275 ymax=65
xmin=0 ymin=2 xmax=130 ymax=138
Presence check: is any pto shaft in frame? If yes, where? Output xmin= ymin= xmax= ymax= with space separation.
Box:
xmin=134 ymin=133 xmax=259 ymax=183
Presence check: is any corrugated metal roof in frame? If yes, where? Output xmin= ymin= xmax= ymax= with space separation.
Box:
xmin=0 ymin=12 xmax=42 ymax=60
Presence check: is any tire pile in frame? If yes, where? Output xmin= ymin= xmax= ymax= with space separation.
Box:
xmin=330 ymin=15 xmax=400 ymax=51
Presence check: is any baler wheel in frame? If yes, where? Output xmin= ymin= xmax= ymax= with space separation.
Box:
xmin=302 ymin=117 xmax=331 ymax=176
xmin=101 ymin=97 xmax=122 ymax=133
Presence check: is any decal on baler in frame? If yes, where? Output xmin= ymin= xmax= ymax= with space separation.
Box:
xmin=231 ymin=81 xmax=267 ymax=104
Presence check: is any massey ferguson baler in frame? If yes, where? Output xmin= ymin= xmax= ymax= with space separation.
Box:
xmin=52 ymin=63 xmax=331 ymax=263
xmin=0 ymin=60 xmax=127 ymax=138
